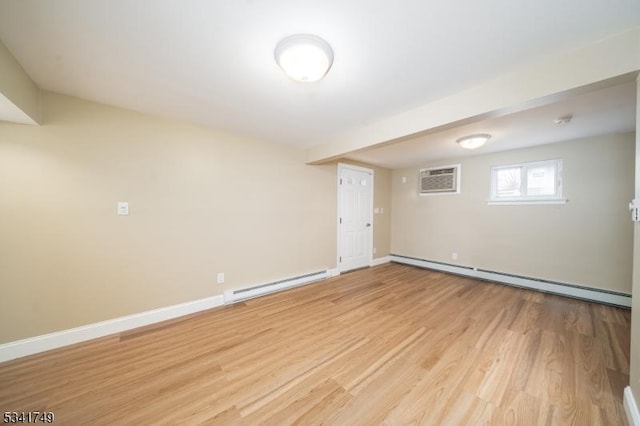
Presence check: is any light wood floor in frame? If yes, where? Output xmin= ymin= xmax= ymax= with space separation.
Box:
xmin=0 ymin=263 xmax=631 ymax=425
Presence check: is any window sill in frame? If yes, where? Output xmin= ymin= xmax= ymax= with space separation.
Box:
xmin=487 ymin=198 xmax=568 ymax=206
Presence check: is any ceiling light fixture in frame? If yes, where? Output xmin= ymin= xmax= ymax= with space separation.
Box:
xmin=554 ymin=115 xmax=573 ymax=125
xmin=456 ymin=134 xmax=491 ymax=150
xmin=275 ymin=34 xmax=333 ymax=82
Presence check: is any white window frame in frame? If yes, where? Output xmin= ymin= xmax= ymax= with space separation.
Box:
xmin=488 ymin=159 xmax=567 ymax=205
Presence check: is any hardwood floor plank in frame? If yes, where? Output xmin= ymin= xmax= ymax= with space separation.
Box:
xmin=436 ymin=391 xmax=493 ymax=426
xmin=508 ymin=300 xmax=542 ymax=335
xmin=523 ymin=330 xmax=563 ymax=402
xmin=328 ymin=355 xmax=425 ymax=426
xmin=491 ymin=391 xmax=543 ymax=426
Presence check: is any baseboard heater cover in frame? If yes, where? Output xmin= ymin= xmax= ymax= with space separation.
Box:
xmin=224 ymin=270 xmax=329 ymax=304
xmin=390 ymin=254 xmax=631 ymax=308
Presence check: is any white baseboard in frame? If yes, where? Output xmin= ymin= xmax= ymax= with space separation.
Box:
xmin=371 ymin=256 xmax=391 ymax=267
xmin=0 ymin=295 xmax=225 ymax=364
xmin=328 ymin=268 xmax=340 ymax=277
xmin=626 ymin=386 xmax=640 ymax=426
xmin=390 ymin=255 xmax=631 ymax=307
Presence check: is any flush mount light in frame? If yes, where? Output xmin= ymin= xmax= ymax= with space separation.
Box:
xmin=554 ymin=115 xmax=573 ymax=125
xmin=456 ymin=134 xmax=491 ymax=150
xmin=275 ymin=34 xmax=333 ymax=82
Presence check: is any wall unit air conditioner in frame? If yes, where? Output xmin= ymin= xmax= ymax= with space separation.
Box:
xmin=419 ymin=164 xmax=461 ymax=195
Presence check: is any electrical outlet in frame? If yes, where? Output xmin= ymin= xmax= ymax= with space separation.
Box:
xmin=217 ymin=272 xmax=225 ymax=284
xmin=373 ymin=247 xmax=377 ymax=254
xmin=451 ymin=252 xmax=458 ymax=260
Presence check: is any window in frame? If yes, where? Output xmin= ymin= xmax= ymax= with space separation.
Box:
xmin=489 ymin=159 xmax=566 ymax=204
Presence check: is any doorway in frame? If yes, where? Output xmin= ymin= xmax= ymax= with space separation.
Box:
xmin=337 ymin=163 xmax=374 ymax=272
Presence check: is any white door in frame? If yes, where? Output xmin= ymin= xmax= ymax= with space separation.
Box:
xmin=338 ymin=164 xmax=373 ymax=272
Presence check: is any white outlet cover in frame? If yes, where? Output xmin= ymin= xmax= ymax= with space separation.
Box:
xmin=117 ymin=201 xmax=129 ymax=215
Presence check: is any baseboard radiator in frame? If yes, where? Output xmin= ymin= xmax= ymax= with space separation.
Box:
xmin=224 ymin=270 xmax=329 ymax=304
xmin=390 ymin=254 xmax=631 ymax=308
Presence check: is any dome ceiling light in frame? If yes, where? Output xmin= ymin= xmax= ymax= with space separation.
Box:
xmin=456 ymin=134 xmax=491 ymax=150
xmin=554 ymin=115 xmax=573 ymax=125
xmin=275 ymin=34 xmax=333 ymax=82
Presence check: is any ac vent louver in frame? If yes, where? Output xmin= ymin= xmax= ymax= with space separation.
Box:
xmin=420 ymin=165 xmax=460 ymax=194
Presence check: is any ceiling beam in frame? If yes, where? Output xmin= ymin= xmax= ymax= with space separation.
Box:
xmin=0 ymin=39 xmax=40 ymax=124
xmin=306 ymin=27 xmax=640 ymax=165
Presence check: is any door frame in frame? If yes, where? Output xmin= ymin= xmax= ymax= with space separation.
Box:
xmin=337 ymin=163 xmax=374 ymax=273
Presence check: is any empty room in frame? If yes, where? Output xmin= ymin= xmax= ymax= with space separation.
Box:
xmin=1 ymin=1 xmax=640 ymax=425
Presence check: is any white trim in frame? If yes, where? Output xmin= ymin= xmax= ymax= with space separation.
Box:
xmin=337 ymin=163 xmax=374 ymax=174
xmin=390 ymin=255 xmax=631 ymax=307
xmin=337 ymin=163 xmax=374 ymax=273
xmin=328 ymin=268 xmax=340 ymax=277
xmin=0 ymin=295 xmax=225 ymax=363
xmin=371 ymin=256 xmax=391 ymax=266
xmin=625 ymin=387 xmax=640 ymax=426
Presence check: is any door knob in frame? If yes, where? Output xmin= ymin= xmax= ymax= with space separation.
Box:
xmin=366 ymin=223 xmax=371 ymax=227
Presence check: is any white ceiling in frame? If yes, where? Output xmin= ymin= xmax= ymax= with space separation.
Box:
xmin=347 ymin=81 xmax=637 ymax=168
xmin=0 ymin=1 xmax=638 ymax=162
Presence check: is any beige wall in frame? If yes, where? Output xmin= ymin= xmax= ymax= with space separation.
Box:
xmin=340 ymin=161 xmax=392 ymax=259
xmin=372 ymin=166 xmax=392 ymax=258
xmin=391 ymin=133 xmax=635 ymax=294
xmin=0 ymin=91 xmax=339 ymax=343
